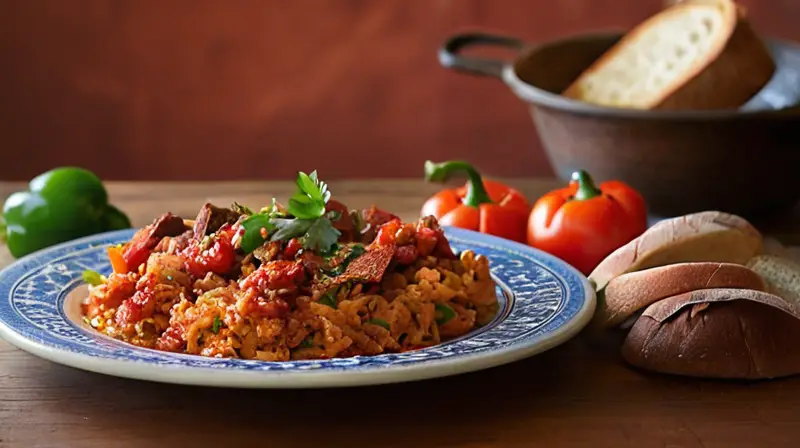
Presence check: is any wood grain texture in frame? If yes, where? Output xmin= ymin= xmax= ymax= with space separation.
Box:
xmin=2 ymin=179 xmax=800 ymax=447
xmin=1 ymin=0 xmax=798 ymax=181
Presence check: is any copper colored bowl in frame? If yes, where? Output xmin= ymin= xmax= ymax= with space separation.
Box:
xmin=439 ymin=32 xmax=800 ymax=219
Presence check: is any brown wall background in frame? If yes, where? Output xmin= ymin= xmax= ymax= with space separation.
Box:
xmin=1 ymin=0 xmax=797 ymax=181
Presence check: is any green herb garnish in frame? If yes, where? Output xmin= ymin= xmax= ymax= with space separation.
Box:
xmin=231 ymin=202 xmax=254 ymax=216
xmin=366 ymin=318 xmax=390 ymax=330
xmin=299 ymin=335 xmax=315 ymax=348
xmin=288 ymin=171 xmax=330 ymax=219
xmin=302 ymin=217 xmax=340 ymax=252
xmin=323 ymin=244 xmax=366 ymax=277
xmin=239 ymin=170 xmax=340 ymax=255
xmin=270 ymin=217 xmax=314 ymax=242
xmin=321 ymin=242 xmax=341 ymax=259
xmin=350 ymin=210 xmax=365 ymax=234
xmin=239 ymin=213 xmax=276 ymax=253
xmin=319 ymin=290 xmax=338 ymax=309
xmin=82 ymin=269 xmax=106 ymax=286
xmin=339 ymin=244 xmax=366 ymax=268
xmin=211 ymin=315 xmax=222 ymax=334
xmin=434 ymin=303 xmax=457 ymax=325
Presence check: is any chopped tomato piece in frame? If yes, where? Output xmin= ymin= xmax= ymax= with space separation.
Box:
xmin=114 ymin=299 xmax=143 ymax=326
xmin=395 ymin=245 xmax=419 ymax=265
xmin=240 ymin=260 xmax=306 ymax=293
xmin=363 ymin=206 xmax=399 ymax=229
xmin=374 ymin=219 xmax=402 ymax=246
xmin=122 ymin=239 xmax=152 ymax=274
xmin=155 ymin=326 xmax=185 ymax=352
xmin=182 ymin=225 xmax=236 ymax=278
xmin=283 ymin=238 xmax=303 ymax=259
xmin=236 ymin=289 xmax=291 ymax=319
xmin=416 ymin=227 xmax=438 ymax=257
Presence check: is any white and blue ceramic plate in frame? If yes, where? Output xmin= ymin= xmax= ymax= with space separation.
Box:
xmin=0 ymin=227 xmax=595 ymax=389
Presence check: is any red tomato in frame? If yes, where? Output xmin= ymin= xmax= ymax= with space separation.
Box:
xmin=182 ymin=226 xmax=236 ymax=278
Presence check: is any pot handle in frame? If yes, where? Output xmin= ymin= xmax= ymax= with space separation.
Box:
xmin=438 ymin=32 xmax=525 ymax=78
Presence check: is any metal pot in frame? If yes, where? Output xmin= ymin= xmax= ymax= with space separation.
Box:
xmin=439 ymin=31 xmax=800 ymax=219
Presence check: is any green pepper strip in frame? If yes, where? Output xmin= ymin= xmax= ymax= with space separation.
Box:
xmin=366 ymin=318 xmax=390 ymax=330
xmin=571 ymin=170 xmax=603 ymax=201
xmin=424 ymin=160 xmax=493 ymax=207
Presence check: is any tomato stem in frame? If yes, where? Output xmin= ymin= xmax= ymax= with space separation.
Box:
xmin=571 ymin=170 xmax=602 ymax=201
xmin=424 ymin=160 xmax=493 ymax=207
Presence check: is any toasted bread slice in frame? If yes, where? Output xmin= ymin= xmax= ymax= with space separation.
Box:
xmin=747 ymin=255 xmax=800 ymax=309
xmin=563 ymin=0 xmax=774 ymax=109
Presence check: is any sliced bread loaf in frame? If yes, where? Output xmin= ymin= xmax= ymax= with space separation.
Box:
xmin=746 ymin=255 xmax=800 ymax=309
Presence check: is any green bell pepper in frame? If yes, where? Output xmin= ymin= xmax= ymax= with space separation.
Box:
xmin=0 ymin=167 xmax=131 ymax=258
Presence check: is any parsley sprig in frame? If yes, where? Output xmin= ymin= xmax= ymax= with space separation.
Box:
xmin=289 ymin=171 xmax=330 ymax=219
xmin=239 ymin=171 xmax=341 ymax=254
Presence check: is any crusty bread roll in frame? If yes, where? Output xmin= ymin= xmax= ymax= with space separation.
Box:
xmin=562 ymin=0 xmax=775 ymax=110
xmin=589 ymin=211 xmax=762 ymax=293
xmin=596 ymin=262 xmax=765 ymax=328
xmin=622 ymin=288 xmax=800 ymax=379
xmin=747 ymin=255 xmax=800 ymax=308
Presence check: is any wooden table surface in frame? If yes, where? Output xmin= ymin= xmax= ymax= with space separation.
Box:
xmin=2 ymin=179 xmax=800 ymax=448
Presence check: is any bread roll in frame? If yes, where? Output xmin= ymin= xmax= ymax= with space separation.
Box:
xmin=621 ymin=288 xmax=800 ymax=379
xmin=597 ymin=262 xmax=765 ymax=328
xmin=589 ymin=211 xmax=762 ymax=293
xmin=563 ymin=0 xmax=775 ymax=110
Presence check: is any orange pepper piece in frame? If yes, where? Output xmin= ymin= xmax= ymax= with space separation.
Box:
xmin=107 ymin=245 xmax=129 ymax=274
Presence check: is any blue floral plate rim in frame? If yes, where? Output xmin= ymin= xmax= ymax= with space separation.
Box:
xmin=0 ymin=226 xmax=595 ymax=389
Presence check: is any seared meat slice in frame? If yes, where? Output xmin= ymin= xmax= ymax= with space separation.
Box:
xmin=337 ymin=244 xmax=396 ymax=284
xmin=192 ymin=203 xmax=242 ymax=240
xmin=252 ymin=240 xmax=282 ymax=264
xmin=122 ymin=213 xmax=188 ymax=271
xmin=325 ymin=199 xmax=356 ymax=242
